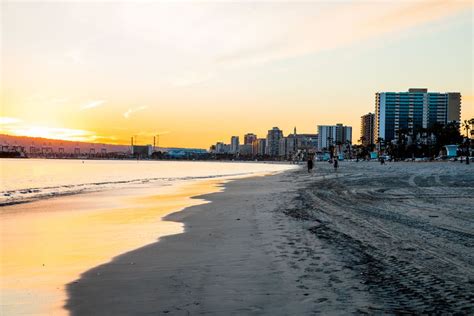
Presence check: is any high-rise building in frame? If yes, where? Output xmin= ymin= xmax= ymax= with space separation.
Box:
xmin=266 ymin=127 xmax=283 ymax=157
xmin=279 ymin=128 xmax=296 ymax=158
xmin=279 ymin=137 xmax=290 ymax=157
xmin=317 ymin=124 xmax=352 ymax=149
xmin=230 ymin=136 xmax=239 ymax=153
xmin=252 ymin=138 xmax=266 ymax=156
xmin=244 ymin=133 xmax=257 ymax=145
xmin=375 ymin=88 xmax=461 ymax=143
xmin=360 ymin=113 xmax=375 ymax=146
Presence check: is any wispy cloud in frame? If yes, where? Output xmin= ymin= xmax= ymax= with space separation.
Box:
xmin=123 ymin=106 xmax=148 ymax=119
xmin=80 ymin=100 xmax=106 ymax=110
xmin=212 ymin=1 xmax=471 ymax=68
xmin=0 ymin=117 xmax=23 ymax=125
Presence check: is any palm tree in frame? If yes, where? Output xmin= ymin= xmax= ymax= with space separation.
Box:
xmin=470 ymin=118 xmax=474 ymax=130
xmin=463 ymin=119 xmax=472 ymax=138
xmin=462 ymin=119 xmax=473 ymax=164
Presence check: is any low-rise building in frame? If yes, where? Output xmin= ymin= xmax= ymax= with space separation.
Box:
xmin=239 ymin=144 xmax=253 ymax=156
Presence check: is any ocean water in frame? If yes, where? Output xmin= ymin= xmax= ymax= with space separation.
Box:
xmin=0 ymin=159 xmax=296 ymax=315
xmin=0 ymin=159 xmax=294 ymax=205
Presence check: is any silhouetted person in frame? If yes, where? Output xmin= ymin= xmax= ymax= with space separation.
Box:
xmin=307 ymin=158 xmax=313 ymax=173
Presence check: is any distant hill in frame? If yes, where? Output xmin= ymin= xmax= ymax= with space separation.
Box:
xmin=0 ymin=134 xmax=206 ymax=157
xmin=0 ymin=134 xmax=131 ymax=155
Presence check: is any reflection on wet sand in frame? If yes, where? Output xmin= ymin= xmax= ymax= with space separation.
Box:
xmin=0 ymin=179 xmax=225 ymax=315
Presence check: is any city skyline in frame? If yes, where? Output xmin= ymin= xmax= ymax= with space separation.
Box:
xmin=1 ymin=1 xmax=473 ymax=148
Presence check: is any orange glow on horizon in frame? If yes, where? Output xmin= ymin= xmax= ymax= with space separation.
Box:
xmin=1 ymin=126 xmax=95 ymax=142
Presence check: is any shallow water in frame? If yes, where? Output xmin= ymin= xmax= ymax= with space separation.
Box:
xmin=0 ymin=159 xmax=291 ymax=205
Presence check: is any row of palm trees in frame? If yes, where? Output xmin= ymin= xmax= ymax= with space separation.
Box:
xmin=357 ymin=119 xmax=473 ymax=160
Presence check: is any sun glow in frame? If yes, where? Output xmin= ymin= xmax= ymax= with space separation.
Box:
xmin=0 ymin=124 xmax=96 ymax=142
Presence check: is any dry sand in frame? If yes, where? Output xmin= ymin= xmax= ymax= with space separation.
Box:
xmin=66 ymin=162 xmax=474 ymax=315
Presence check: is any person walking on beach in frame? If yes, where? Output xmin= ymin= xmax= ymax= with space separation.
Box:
xmin=307 ymin=157 xmax=313 ymax=173
xmin=333 ymin=158 xmax=338 ymax=171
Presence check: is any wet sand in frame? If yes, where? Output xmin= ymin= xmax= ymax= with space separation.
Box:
xmin=66 ymin=162 xmax=474 ymax=315
xmin=0 ymin=179 xmax=228 ymax=315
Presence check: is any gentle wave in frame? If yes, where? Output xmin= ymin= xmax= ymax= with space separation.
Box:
xmin=0 ymin=172 xmax=252 ymax=207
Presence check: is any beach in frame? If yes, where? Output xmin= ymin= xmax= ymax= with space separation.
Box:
xmin=65 ymin=161 xmax=474 ymax=314
xmin=0 ymin=160 xmax=294 ymax=315
xmin=4 ymin=1 xmax=473 ymax=314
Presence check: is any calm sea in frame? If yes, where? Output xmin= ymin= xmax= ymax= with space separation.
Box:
xmin=0 ymin=159 xmax=294 ymax=205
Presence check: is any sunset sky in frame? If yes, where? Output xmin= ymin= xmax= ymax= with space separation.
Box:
xmin=1 ymin=0 xmax=473 ymax=148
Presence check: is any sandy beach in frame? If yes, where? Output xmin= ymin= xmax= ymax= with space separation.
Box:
xmin=0 ymin=160 xmax=294 ymax=315
xmin=66 ymin=162 xmax=474 ymax=315
xmin=4 ymin=1 xmax=473 ymax=315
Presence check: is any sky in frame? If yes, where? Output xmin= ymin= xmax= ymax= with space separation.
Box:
xmin=1 ymin=0 xmax=473 ymax=148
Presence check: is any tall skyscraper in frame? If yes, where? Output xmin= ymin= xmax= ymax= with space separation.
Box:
xmin=244 ymin=133 xmax=257 ymax=145
xmin=230 ymin=136 xmax=239 ymax=153
xmin=360 ymin=113 xmax=375 ymax=146
xmin=317 ymin=124 xmax=352 ymax=149
xmin=375 ymin=88 xmax=461 ymax=143
xmin=266 ymin=127 xmax=283 ymax=157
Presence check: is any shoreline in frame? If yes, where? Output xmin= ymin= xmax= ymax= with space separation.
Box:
xmin=66 ymin=168 xmax=313 ymax=315
xmin=66 ymin=162 xmax=473 ymax=314
xmin=0 ymin=172 xmax=253 ymax=208
xmin=1 ymin=172 xmax=283 ymax=315
xmin=0 ymin=156 xmax=298 ymax=164
xmin=0 ymin=159 xmax=296 ymax=207
xmin=2 ymin=159 xmax=462 ymax=208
